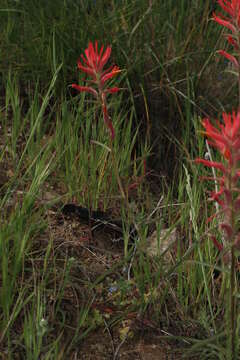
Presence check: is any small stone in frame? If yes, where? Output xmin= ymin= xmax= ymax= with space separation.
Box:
xmin=146 ymin=227 xmax=177 ymax=258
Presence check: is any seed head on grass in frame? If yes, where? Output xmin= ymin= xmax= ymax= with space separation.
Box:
xmin=72 ymin=41 xmax=121 ymax=140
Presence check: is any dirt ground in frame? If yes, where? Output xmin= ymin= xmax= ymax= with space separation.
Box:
xmin=78 ymin=330 xmax=184 ymax=359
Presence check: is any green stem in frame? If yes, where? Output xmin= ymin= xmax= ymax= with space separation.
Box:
xmin=99 ymin=90 xmax=126 ymax=200
xmin=228 ymin=171 xmax=236 ymax=359
xmin=110 ymin=140 xmax=126 ymax=200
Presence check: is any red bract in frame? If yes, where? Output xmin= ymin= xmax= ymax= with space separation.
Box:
xmin=72 ymin=41 xmax=121 ymax=140
xmin=213 ymin=13 xmax=236 ymax=32
xmin=195 ymin=158 xmax=227 ymax=172
xmin=74 ymin=41 xmax=120 ymax=93
xmin=201 ymin=111 xmax=240 ymax=162
xmin=80 ymin=42 xmax=112 ymax=75
xmin=72 ymin=84 xmax=98 ymax=97
xmin=195 ymin=110 xmax=240 ymax=253
xmin=214 ymin=0 xmax=240 ymax=27
xmin=218 ymin=50 xmax=238 ymax=67
xmin=227 ymin=34 xmax=239 ymax=48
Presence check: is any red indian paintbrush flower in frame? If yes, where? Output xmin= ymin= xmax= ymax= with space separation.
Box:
xmin=213 ymin=0 xmax=240 ymax=30
xmin=73 ymin=41 xmax=120 ymax=92
xmin=195 ymin=110 xmax=240 ymax=255
xmin=196 ymin=111 xmax=240 ymax=165
xmin=72 ymin=41 xmax=121 ymax=140
xmin=213 ymin=0 xmax=240 ymax=68
xmin=202 ymin=2 xmax=240 ymax=354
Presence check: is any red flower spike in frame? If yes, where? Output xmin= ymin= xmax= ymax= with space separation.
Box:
xmin=83 ymin=42 xmax=112 ymax=73
xmin=213 ymin=0 xmax=240 ymax=73
xmin=77 ymin=42 xmax=116 ymax=87
xmin=216 ymin=0 xmax=240 ymax=25
xmin=196 ymin=109 xmax=240 ymax=252
xmin=219 ymin=0 xmax=236 ymax=16
xmin=72 ymin=41 xmax=121 ymax=140
xmin=196 ymin=3 xmax=240 ymax=255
